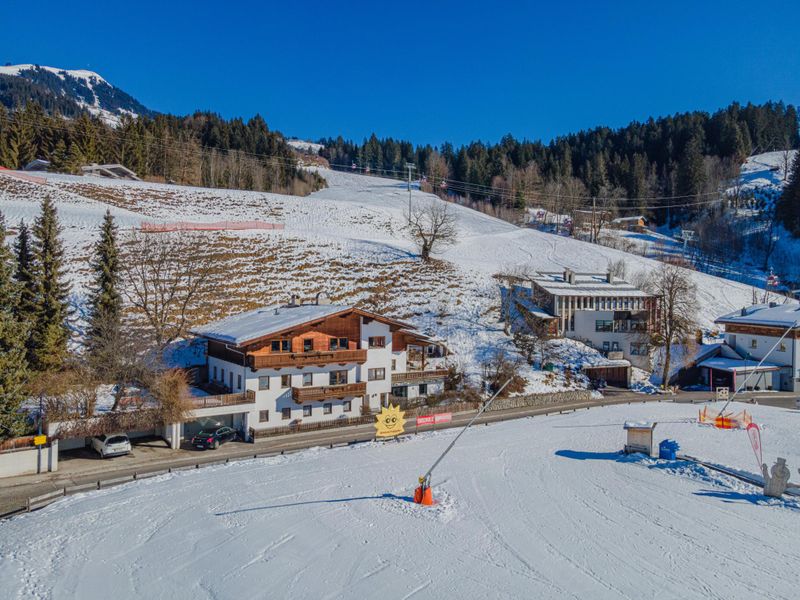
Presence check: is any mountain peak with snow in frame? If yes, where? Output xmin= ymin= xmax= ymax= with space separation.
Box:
xmin=0 ymin=63 xmax=155 ymax=126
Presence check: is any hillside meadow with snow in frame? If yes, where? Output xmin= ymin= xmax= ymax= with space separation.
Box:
xmin=0 ymin=401 xmax=798 ymax=599
xmin=0 ymin=167 xmax=765 ymax=388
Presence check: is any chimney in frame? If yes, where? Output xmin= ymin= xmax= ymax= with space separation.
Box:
xmin=740 ymin=307 xmax=747 ymax=316
xmin=288 ymin=294 xmax=298 ymax=307
xmin=606 ymin=271 xmax=614 ymax=284
xmin=769 ymin=301 xmax=777 ymax=308
xmin=563 ymin=269 xmax=570 ymax=282
xmin=569 ymin=271 xmax=576 ymax=285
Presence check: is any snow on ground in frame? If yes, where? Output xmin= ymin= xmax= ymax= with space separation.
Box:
xmin=0 ymin=168 xmax=765 ymax=387
xmin=1 ymin=401 xmax=797 ymax=600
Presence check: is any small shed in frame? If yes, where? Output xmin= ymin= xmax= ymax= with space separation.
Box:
xmin=623 ymin=421 xmax=657 ymax=456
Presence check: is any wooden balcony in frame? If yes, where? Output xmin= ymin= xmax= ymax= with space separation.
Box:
xmin=190 ymin=389 xmax=256 ymax=409
xmin=249 ymin=349 xmax=368 ymax=370
xmin=292 ymin=382 xmax=367 ymax=404
xmin=391 ymin=369 xmax=449 ymax=384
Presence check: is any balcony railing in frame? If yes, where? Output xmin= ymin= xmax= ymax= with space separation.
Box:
xmin=292 ymin=382 xmax=367 ymax=403
xmin=391 ymin=369 xmax=449 ymax=384
xmin=190 ymin=389 xmax=256 ymax=409
xmin=249 ymin=349 xmax=368 ymax=370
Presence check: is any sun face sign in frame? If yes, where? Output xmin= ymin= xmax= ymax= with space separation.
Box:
xmin=374 ymin=404 xmax=406 ymax=438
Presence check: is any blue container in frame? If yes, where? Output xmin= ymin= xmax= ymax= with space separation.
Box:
xmin=659 ymin=439 xmax=679 ymax=460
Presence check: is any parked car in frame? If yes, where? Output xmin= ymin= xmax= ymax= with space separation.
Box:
xmin=191 ymin=426 xmax=239 ymax=450
xmin=90 ymin=433 xmax=132 ymax=458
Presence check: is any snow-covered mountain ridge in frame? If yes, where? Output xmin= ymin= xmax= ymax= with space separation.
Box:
xmin=0 ymin=63 xmax=155 ymax=126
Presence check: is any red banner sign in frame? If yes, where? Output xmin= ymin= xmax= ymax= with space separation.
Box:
xmin=416 ymin=413 xmax=452 ymax=427
xmin=746 ymin=423 xmax=762 ymax=470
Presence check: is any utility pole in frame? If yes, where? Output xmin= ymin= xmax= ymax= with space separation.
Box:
xmin=406 ymin=162 xmax=416 ymax=218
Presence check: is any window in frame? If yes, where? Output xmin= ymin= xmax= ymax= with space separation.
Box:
xmin=271 ymin=339 xmax=291 ymax=353
xmin=303 ymin=338 xmax=314 ymax=352
xmin=391 ymin=386 xmax=407 ymax=398
xmin=302 ymin=372 xmax=313 ymax=386
xmin=343 ymin=400 xmax=352 ymax=412
xmin=281 ymin=374 xmax=292 ymax=388
xmin=213 ymin=365 xmax=217 ymax=380
xmin=750 ymin=339 xmax=758 ymax=349
xmin=229 ymin=372 xmax=233 ymax=390
xmin=391 ymin=359 xmax=397 ymax=371
xmin=380 ymin=392 xmax=388 ymax=405
xmin=323 ymin=403 xmax=332 ymax=414
xmin=368 ymin=368 xmax=385 ymax=381
xmin=419 ymin=383 xmax=428 ymax=395
xmin=611 ymin=341 xmax=620 ymax=351
xmin=329 ymin=337 xmax=348 ymax=350
xmin=595 ymin=320 xmax=613 ymax=332
xmin=237 ymin=374 xmax=242 ymax=390
xmin=630 ymin=321 xmax=648 ymax=332
xmin=303 ymin=405 xmax=312 ymax=417
xmin=630 ymin=342 xmax=648 ymax=356
xmin=258 ymin=376 xmax=270 ymax=390
xmin=281 ymin=407 xmax=291 ymax=420
xmin=221 ymin=368 xmax=225 ymax=383
xmin=329 ymin=370 xmax=348 ymax=385
xmin=614 ymin=320 xmax=628 ymax=332
xmin=259 ymin=410 xmax=269 ymax=423
xmin=368 ymin=336 xmax=386 ymax=348
xmin=602 ymin=341 xmax=610 ymax=352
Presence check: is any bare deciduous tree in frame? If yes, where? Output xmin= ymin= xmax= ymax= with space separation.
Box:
xmin=122 ymin=232 xmax=214 ymax=355
xmin=646 ymin=263 xmax=699 ymax=388
xmin=406 ymin=200 xmax=458 ymax=262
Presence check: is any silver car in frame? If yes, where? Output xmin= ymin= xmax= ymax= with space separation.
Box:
xmin=90 ymin=433 xmax=132 ymax=458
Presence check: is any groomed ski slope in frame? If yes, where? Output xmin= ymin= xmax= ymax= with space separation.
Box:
xmin=1 ymin=401 xmax=798 ymax=599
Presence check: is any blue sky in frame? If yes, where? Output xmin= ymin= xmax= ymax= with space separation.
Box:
xmin=2 ymin=0 xmax=799 ymax=146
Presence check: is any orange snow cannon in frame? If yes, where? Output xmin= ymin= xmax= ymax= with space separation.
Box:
xmin=414 ymin=476 xmax=434 ymax=505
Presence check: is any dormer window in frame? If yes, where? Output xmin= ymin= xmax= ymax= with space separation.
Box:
xmin=329 ymin=337 xmax=348 ymax=350
xmin=271 ymin=339 xmax=291 ymax=353
xmin=303 ymin=339 xmax=314 ymax=352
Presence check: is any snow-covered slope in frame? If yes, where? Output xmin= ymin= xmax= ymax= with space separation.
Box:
xmin=0 ymin=168 xmax=764 ymax=385
xmin=0 ymin=64 xmax=154 ymax=126
xmin=0 ymin=401 xmax=797 ymax=599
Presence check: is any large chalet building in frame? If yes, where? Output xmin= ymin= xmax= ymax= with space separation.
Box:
xmin=187 ymin=298 xmax=447 ymax=440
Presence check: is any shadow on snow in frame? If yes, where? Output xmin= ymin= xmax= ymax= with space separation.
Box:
xmin=215 ymin=493 xmax=415 ymax=516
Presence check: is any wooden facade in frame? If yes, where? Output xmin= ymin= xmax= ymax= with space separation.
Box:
xmin=722 ymin=323 xmax=800 ymax=339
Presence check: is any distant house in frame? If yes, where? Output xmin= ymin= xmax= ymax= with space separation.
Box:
xmin=23 ymin=158 xmax=51 ymax=172
xmin=610 ymin=215 xmax=649 ymax=232
xmin=81 ymin=163 xmax=141 ymax=181
xmin=701 ymin=303 xmax=800 ymax=392
xmin=526 ymin=270 xmax=657 ymax=373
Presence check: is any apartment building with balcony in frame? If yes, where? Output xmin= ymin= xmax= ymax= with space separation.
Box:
xmin=189 ymin=298 xmax=447 ymax=437
xmin=528 ymin=270 xmax=657 ymax=370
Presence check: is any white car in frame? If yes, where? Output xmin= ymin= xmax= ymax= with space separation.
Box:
xmin=90 ymin=433 xmax=132 ymax=458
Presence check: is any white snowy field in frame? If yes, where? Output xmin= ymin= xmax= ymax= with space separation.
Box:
xmin=0 ymin=167 xmax=765 ymax=388
xmin=1 ymin=401 xmax=798 ymax=600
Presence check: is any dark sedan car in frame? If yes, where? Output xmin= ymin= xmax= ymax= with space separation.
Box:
xmin=191 ymin=426 xmax=239 ymax=450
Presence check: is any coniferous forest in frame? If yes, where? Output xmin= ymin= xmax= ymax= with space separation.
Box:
xmin=0 ymin=101 xmax=325 ymax=195
xmin=319 ymin=101 xmax=799 ymax=226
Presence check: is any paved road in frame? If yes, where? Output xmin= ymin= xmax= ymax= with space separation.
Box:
xmin=1 ymin=389 xmax=796 ymax=517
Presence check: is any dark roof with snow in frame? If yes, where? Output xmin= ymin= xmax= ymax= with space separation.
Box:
xmin=190 ymin=303 xmax=412 ymax=346
xmin=715 ymin=303 xmax=800 ymax=329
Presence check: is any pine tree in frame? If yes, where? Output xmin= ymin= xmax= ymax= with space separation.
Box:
xmin=0 ymin=211 xmax=29 ymax=437
xmin=776 ymin=153 xmax=800 ymax=235
xmin=13 ymin=221 xmax=37 ymax=324
xmin=677 ymin=133 xmax=706 ymax=199
xmin=86 ymin=210 xmax=122 ymax=374
xmin=30 ymin=197 xmax=70 ymax=371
